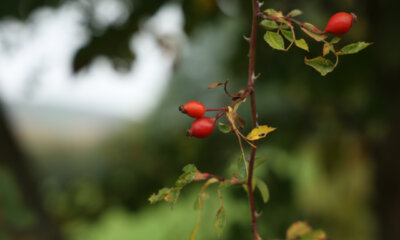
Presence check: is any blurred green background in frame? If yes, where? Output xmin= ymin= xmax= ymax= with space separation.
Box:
xmin=0 ymin=0 xmax=399 ymax=240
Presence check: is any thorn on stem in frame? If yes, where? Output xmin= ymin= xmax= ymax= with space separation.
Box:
xmin=252 ymin=73 xmax=261 ymax=81
xmin=243 ymin=35 xmax=251 ymax=42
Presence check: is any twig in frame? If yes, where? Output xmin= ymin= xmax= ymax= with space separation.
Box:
xmin=193 ymin=172 xmax=246 ymax=185
xmin=259 ymin=13 xmax=325 ymax=34
xmin=206 ymin=107 xmax=227 ymax=111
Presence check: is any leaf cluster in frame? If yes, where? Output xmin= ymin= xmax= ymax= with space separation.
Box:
xmin=261 ymin=8 xmax=372 ymax=76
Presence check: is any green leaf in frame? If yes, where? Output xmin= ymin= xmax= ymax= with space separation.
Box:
xmin=246 ymin=125 xmax=277 ymax=141
xmin=255 ymin=178 xmax=270 ymax=203
xmin=322 ymin=43 xmax=330 ymax=56
xmin=330 ymin=36 xmax=341 ymax=44
xmin=336 ymin=41 xmax=373 ymax=55
xmin=277 ymin=18 xmax=292 ymax=26
xmin=295 ymin=39 xmax=309 ymax=52
xmin=287 ymin=9 xmax=302 ymax=17
xmin=281 ymin=29 xmax=294 ymax=42
xmin=264 ymin=8 xmax=283 ymax=18
xmin=232 ymin=99 xmax=244 ymax=112
xmin=280 ymin=22 xmax=291 ymax=29
xmin=242 ymin=179 xmax=256 ymax=193
xmin=183 ymin=164 xmax=197 ymax=173
xmin=148 ymin=187 xmax=171 ymax=204
xmin=300 ymin=229 xmax=327 ymax=240
xmin=219 ymin=181 xmax=233 ymax=189
xmin=264 ymin=31 xmax=285 ymax=51
xmin=303 ymin=22 xmax=323 ymax=33
xmin=237 ymin=156 xmax=247 ymax=181
xmin=300 ymin=27 xmax=327 ymax=42
xmin=167 ymin=188 xmax=181 ymax=209
xmin=241 ymin=184 xmax=248 ymax=193
xmin=264 ymin=8 xmax=277 ymax=16
xmin=304 ymin=56 xmax=335 ymax=76
xmin=176 ymin=164 xmax=198 ymax=187
xmin=218 ymin=122 xmax=231 ymax=134
xmin=149 ymin=187 xmax=182 ymax=207
xmin=260 ymin=19 xmax=278 ymax=30
xmin=254 ymin=157 xmax=268 ymax=169
xmin=287 ymin=221 xmax=312 ymax=240
xmin=214 ymin=208 xmax=227 ymax=238
xmin=323 ymin=43 xmax=336 ymax=56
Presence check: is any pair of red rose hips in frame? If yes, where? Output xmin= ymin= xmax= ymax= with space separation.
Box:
xmin=179 ymin=101 xmax=215 ymax=138
xmin=324 ymin=12 xmax=357 ymax=35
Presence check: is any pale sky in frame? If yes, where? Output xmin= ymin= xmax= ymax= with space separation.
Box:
xmin=0 ymin=0 xmax=184 ymax=120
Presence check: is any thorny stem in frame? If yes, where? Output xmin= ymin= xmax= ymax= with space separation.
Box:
xmin=247 ymin=0 xmax=261 ymax=239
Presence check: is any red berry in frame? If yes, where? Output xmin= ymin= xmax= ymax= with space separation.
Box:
xmin=179 ymin=101 xmax=205 ymax=118
xmin=324 ymin=12 xmax=357 ymax=35
xmin=187 ymin=117 xmax=216 ymax=138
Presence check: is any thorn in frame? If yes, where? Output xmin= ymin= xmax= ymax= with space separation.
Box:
xmin=255 ymin=210 xmax=263 ymax=218
xmin=257 ymin=1 xmax=264 ymax=8
xmin=252 ymin=72 xmax=261 ymax=81
xmin=243 ymin=35 xmax=250 ymax=42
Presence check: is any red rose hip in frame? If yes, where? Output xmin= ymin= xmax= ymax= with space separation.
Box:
xmin=324 ymin=12 xmax=357 ymax=35
xmin=179 ymin=101 xmax=206 ymax=118
xmin=187 ymin=117 xmax=216 ymax=138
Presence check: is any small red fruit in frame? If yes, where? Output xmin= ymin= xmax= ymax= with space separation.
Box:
xmin=324 ymin=12 xmax=357 ymax=35
xmin=179 ymin=101 xmax=206 ymax=118
xmin=187 ymin=117 xmax=216 ymax=138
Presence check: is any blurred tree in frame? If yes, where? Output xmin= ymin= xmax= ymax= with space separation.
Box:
xmin=364 ymin=0 xmax=400 ymax=239
xmin=0 ymin=103 xmax=63 ymax=240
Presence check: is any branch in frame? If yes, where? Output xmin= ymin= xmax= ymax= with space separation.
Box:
xmin=259 ymin=12 xmax=325 ymax=34
xmin=193 ymin=172 xmax=246 ymax=185
xmin=247 ymin=0 xmax=261 ymax=239
xmin=213 ymin=88 xmax=252 ymax=120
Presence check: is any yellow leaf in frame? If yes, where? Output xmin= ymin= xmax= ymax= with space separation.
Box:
xmin=246 ymin=125 xmax=276 ymax=141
